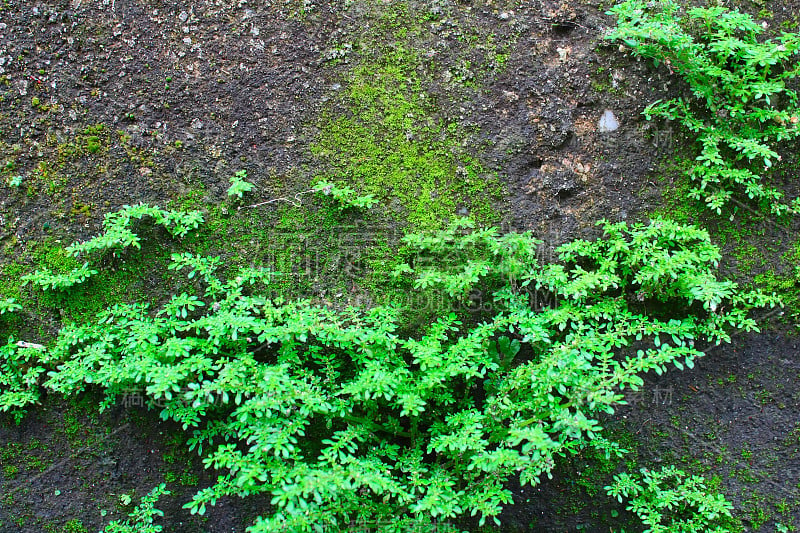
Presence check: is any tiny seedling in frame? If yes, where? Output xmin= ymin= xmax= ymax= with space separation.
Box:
xmin=227 ymin=170 xmax=254 ymax=199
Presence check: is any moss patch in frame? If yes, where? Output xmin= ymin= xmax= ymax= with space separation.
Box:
xmin=312 ymin=3 xmax=506 ymax=232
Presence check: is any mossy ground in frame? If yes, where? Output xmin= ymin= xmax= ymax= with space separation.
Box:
xmin=311 ymin=6 xmax=507 ymax=230
xmin=0 ymin=1 xmax=510 ymax=328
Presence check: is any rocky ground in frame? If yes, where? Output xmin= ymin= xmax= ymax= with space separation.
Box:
xmin=1 ymin=0 xmax=800 ymax=531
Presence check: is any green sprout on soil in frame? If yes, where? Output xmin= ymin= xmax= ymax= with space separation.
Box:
xmin=227 ymin=170 xmax=255 ymax=200
xmin=606 ymin=465 xmax=740 ymax=533
xmin=102 ymin=484 xmax=170 ymax=533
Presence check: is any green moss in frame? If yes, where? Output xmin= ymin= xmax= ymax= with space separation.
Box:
xmin=161 ymin=434 xmax=202 ymax=487
xmin=754 ymin=268 xmax=798 ymax=312
xmin=85 ymin=136 xmax=102 ymax=154
xmin=162 ymin=2 xmax=521 ymax=306
xmin=47 ymin=249 xmax=170 ymax=325
xmin=178 ymin=191 xmax=398 ymax=305
xmin=70 ymin=201 xmax=93 ymax=219
xmin=2 ymin=464 xmax=18 ymax=479
xmin=56 ymin=141 xmax=82 ymax=160
xmin=312 ymin=4 xmax=505 ymax=232
xmin=0 ymin=261 xmax=25 ymax=302
xmin=61 ymin=519 xmax=88 ymax=533
xmin=552 ymin=424 xmax=641 ymax=527
xmin=82 ymin=124 xmax=106 ymax=136
xmin=64 ymin=123 xmax=110 ymax=158
xmin=63 ymin=409 xmax=81 ymax=441
xmin=757 ymin=8 xmax=774 ymax=20
xmin=730 ymin=242 xmax=761 ymax=277
xmin=0 ymin=225 xmax=176 ymax=333
xmin=648 ymin=151 xmax=800 ymax=317
xmin=22 ymin=451 xmax=49 ymax=473
xmin=741 ymin=494 xmax=773 ymax=530
xmin=650 ymin=157 xmax=699 ymax=224
xmin=32 ymin=161 xmax=66 ymax=197
xmin=1 ymin=2 xmax=513 ymax=357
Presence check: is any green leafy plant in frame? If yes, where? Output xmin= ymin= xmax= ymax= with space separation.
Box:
xmin=0 ymin=339 xmax=48 ymax=421
xmin=0 ymin=298 xmax=21 ymax=315
xmin=21 ymin=262 xmax=99 ymax=291
xmin=314 ymin=179 xmax=378 ymax=210
xmin=6 ymin=175 xmax=22 ymax=188
xmin=234 ymin=178 xmax=376 ymax=212
xmin=227 ymin=170 xmax=255 ymax=200
xmin=0 ymin=213 xmax=776 ymax=531
xmin=103 ymin=484 xmax=170 ymax=533
xmin=605 ymin=465 xmax=738 ymax=532
xmin=607 ymin=0 xmax=800 ymax=215
xmin=21 ymin=204 xmax=203 ymax=291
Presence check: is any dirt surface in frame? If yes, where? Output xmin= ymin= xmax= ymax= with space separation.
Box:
xmin=490 ymin=326 xmax=800 ymax=532
xmin=0 ymin=0 xmax=669 ymax=243
xmin=2 ymin=0 xmax=800 ymax=531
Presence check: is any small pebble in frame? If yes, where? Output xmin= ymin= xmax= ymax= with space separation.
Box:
xmin=598 ymin=109 xmax=619 ymax=133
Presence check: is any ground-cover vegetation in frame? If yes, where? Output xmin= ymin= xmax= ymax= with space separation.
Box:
xmin=605 ymin=465 xmax=738 ymax=533
xmin=20 ymin=205 xmax=203 ymax=291
xmin=607 ymin=0 xmax=800 ymax=216
xmin=0 ymin=206 xmax=777 ymax=531
xmin=102 ymin=484 xmax=170 ymax=533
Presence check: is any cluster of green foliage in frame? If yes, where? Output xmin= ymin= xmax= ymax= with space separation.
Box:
xmin=0 ymin=338 xmax=47 ymax=417
xmin=606 ymin=465 xmax=737 ymax=533
xmin=0 ymin=298 xmax=20 ymax=315
xmin=313 ymin=180 xmax=378 ymax=211
xmin=103 ymin=484 xmax=170 ymax=533
xmin=607 ymin=0 xmax=800 ymax=215
xmin=1 ymin=296 xmax=41 ymax=419
xmin=227 ymin=170 xmax=255 ymax=200
xmin=20 ymin=204 xmax=203 ymax=290
xmin=226 ymin=169 xmax=377 ymax=212
xmin=0 ymin=204 xmax=776 ymax=531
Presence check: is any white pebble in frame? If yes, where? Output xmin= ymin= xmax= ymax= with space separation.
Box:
xmin=598 ymin=109 xmax=619 ymax=133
